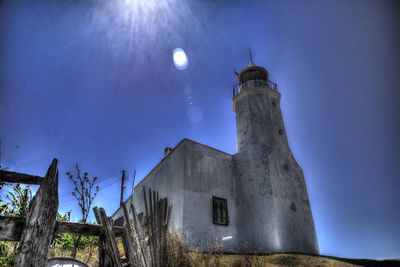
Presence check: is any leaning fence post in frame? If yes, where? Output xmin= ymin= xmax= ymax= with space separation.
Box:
xmin=98 ymin=234 xmax=112 ymax=267
xmin=122 ymin=202 xmax=140 ymax=266
xmin=14 ymin=158 xmax=59 ymax=267
xmin=94 ymin=207 xmax=122 ymax=267
xmin=130 ymin=201 xmax=151 ymax=267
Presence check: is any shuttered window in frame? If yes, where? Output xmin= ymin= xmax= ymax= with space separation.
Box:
xmin=212 ymin=196 xmax=229 ymax=226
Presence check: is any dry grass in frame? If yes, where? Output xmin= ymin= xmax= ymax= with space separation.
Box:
xmin=45 ymin=233 xmax=400 ymax=267
xmin=218 ymin=254 xmax=360 ymax=267
xmin=164 ymin=233 xmax=225 ymax=267
xmin=160 ymin=234 xmax=359 ymax=267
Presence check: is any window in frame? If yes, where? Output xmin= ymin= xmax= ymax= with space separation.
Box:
xmin=278 ymin=128 xmax=283 ymax=135
xmin=114 ymin=216 xmax=124 ymax=227
xmin=213 ymin=196 xmax=229 ymax=226
xmin=291 ymin=203 xmax=297 ymax=212
xmin=272 ymin=101 xmax=277 ymax=107
xmin=284 ymin=164 xmax=290 ymax=171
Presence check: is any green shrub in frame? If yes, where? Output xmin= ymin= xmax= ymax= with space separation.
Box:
xmin=53 ymin=233 xmax=75 ymax=250
xmin=0 ymin=241 xmax=16 ymax=267
xmin=0 ymin=184 xmax=32 ymax=218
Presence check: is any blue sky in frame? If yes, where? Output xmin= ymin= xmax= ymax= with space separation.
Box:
xmin=1 ymin=0 xmax=399 ymax=260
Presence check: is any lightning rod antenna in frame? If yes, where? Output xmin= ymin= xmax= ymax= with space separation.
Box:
xmin=249 ymin=48 xmax=254 ymax=65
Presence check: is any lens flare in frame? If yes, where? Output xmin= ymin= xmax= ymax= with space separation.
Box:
xmin=173 ymin=48 xmax=188 ymax=70
xmin=187 ymin=105 xmax=202 ymax=122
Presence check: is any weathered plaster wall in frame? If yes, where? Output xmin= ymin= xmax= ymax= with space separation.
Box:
xmin=112 ymin=141 xmax=185 ymax=232
xmin=181 ymin=141 xmax=238 ymax=252
xmin=112 ymin=139 xmax=239 ymax=252
xmin=234 ymin=85 xmax=319 ymax=254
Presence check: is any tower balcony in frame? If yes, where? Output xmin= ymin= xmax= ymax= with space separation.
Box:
xmin=233 ymin=79 xmax=278 ymax=97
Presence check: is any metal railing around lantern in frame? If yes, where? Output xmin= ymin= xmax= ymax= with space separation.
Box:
xmin=233 ymin=79 xmax=278 ymax=97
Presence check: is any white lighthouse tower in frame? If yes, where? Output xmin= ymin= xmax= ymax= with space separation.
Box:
xmin=233 ymin=63 xmax=319 ymax=254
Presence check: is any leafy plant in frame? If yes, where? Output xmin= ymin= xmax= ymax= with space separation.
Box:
xmin=52 ymin=211 xmax=74 ymax=250
xmin=0 ymin=241 xmax=17 ymax=267
xmin=53 ymin=233 xmax=75 ymax=251
xmin=0 ymin=184 xmax=32 ymax=217
xmin=0 ymin=184 xmax=32 ymax=266
xmin=52 ymin=210 xmax=99 ymax=264
xmin=57 ymin=210 xmax=71 ymax=222
xmin=0 ymin=181 xmax=6 ymax=203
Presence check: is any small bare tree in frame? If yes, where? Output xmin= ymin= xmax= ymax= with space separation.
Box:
xmin=66 ymin=164 xmax=100 ymax=258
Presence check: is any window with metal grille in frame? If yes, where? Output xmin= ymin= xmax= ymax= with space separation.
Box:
xmin=212 ymin=196 xmax=229 ymax=226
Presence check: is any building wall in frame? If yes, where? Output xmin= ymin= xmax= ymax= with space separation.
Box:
xmin=112 ymin=141 xmax=186 ymax=233
xmin=234 ymin=85 xmax=319 ymax=254
xmin=112 ymin=77 xmax=319 ymax=255
xmin=181 ymin=141 xmax=239 ymax=252
xmin=111 ymin=139 xmax=239 ymax=252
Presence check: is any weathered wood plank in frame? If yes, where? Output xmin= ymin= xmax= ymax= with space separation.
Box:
xmin=0 ymin=216 xmax=24 ymax=241
xmin=94 ymin=208 xmax=113 ymax=267
xmin=130 ymin=201 xmax=151 ymax=267
xmin=120 ymin=230 xmax=132 ymax=267
xmin=153 ymin=190 xmax=160 ymax=267
xmin=14 ymin=158 xmax=59 ymax=266
xmin=98 ymin=234 xmax=112 ymax=267
xmin=122 ymin=202 xmax=138 ymax=267
xmin=56 ymin=221 xmax=124 ymax=236
xmin=0 ymin=170 xmax=43 ymax=185
xmin=94 ymin=207 xmax=122 ymax=267
xmin=0 ymin=216 xmax=124 ymax=241
xmin=140 ymin=186 xmax=172 ymax=267
xmin=148 ymin=188 xmax=156 ymax=266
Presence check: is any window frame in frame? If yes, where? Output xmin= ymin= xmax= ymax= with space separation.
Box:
xmin=212 ymin=196 xmax=229 ymax=226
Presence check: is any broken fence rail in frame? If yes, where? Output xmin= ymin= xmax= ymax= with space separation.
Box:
xmin=0 ymin=170 xmax=43 ymax=185
xmin=0 ymin=216 xmax=125 ymax=241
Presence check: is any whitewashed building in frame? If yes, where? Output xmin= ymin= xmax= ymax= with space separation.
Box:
xmin=112 ymin=63 xmax=319 ymax=254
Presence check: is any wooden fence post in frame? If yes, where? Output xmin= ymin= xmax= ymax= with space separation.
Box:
xmin=98 ymin=234 xmax=113 ymax=266
xmin=142 ymin=186 xmax=171 ymax=267
xmin=113 ymin=186 xmax=171 ymax=267
xmin=130 ymin=201 xmax=151 ymax=267
xmin=14 ymin=158 xmax=59 ymax=267
xmin=122 ymin=202 xmax=139 ymax=267
xmin=94 ymin=207 xmax=122 ymax=267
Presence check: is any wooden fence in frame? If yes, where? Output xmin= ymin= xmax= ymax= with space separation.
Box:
xmin=0 ymin=159 xmax=171 ymax=267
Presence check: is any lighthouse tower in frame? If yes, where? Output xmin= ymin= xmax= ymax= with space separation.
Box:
xmin=233 ymin=63 xmax=319 ymax=254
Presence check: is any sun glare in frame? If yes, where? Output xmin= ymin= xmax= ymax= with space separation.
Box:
xmin=173 ymin=48 xmax=188 ymax=70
